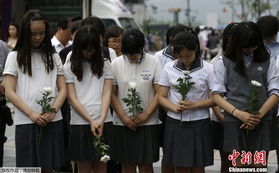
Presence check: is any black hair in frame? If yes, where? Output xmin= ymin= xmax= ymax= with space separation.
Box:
xmin=257 ymin=15 xmax=279 ymax=39
xmin=8 ymin=22 xmax=19 ymax=38
xmin=14 ymin=9 xmax=54 ymax=76
xmin=222 ymin=22 xmax=238 ymax=51
xmin=71 ymin=20 xmax=81 ymax=34
xmin=224 ymin=21 xmax=269 ymax=76
xmin=171 ymin=31 xmax=201 ymax=58
xmin=56 ymin=17 xmax=71 ymax=31
xmin=121 ymin=28 xmax=145 ymax=55
xmin=103 ymin=25 xmax=124 ymax=47
xmin=71 ymin=16 xmax=82 ymax=22
xmin=70 ymin=26 xmax=104 ymax=81
xmin=80 ymin=16 xmax=105 ymax=39
xmin=166 ymin=24 xmax=191 ymax=45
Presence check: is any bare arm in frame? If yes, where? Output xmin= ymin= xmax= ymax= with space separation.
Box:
xmin=95 ymin=79 xmax=112 ymax=137
xmin=158 ymin=85 xmax=184 ymax=113
xmin=99 ymin=79 xmax=112 ymax=122
xmin=52 ymin=75 xmax=67 ymax=112
xmin=111 ymin=85 xmax=136 ymax=130
xmin=181 ymin=98 xmax=215 ymax=110
xmin=42 ymin=75 xmax=67 ymax=122
xmin=212 ymin=93 xmax=260 ymax=127
xmin=212 ymin=106 xmax=224 ymax=124
xmin=133 ymin=84 xmax=160 ymax=126
xmin=66 ymin=83 xmax=97 ymax=135
xmin=258 ymin=94 xmax=279 ymax=118
xmin=4 ymin=74 xmax=47 ymax=126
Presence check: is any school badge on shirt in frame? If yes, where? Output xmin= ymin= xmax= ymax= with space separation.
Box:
xmin=141 ymin=69 xmax=151 ymax=80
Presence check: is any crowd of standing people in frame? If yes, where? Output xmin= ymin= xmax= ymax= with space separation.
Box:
xmin=0 ymin=9 xmax=279 ymax=173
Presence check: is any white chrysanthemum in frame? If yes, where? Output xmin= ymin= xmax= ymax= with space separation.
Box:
xmin=43 ymin=87 xmax=52 ymax=93
xmin=100 ymin=154 xmax=111 ymax=163
xmin=251 ymin=80 xmax=262 ymax=87
xmin=182 ymin=70 xmax=190 ymax=75
xmin=128 ymin=81 xmax=137 ymax=89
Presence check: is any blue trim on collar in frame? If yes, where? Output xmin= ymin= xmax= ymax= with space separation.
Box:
xmin=162 ymin=46 xmax=176 ymax=60
xmin=173 ymin=58 xmax=203 ymax=73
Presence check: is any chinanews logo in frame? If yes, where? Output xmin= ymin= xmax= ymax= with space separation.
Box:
xmin=228 ymin=150 xmax=267 ymax=173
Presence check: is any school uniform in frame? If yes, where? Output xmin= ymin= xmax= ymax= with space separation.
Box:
xmin=155 ymin=46 xmax=176 ymax=68
xmin=63 ymin=52 xmax=113 ymax=161
xmin=212 ymin=55 xmax=279 ymax=153
xmin=3 ymin=50 xmax=65 ymax=169
xmin=111 ymin=53 xmax=162 ymax=163
xmin=159 ymin=58 xmax=214 ymax=167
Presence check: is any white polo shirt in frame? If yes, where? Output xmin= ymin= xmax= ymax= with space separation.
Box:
xmin=64 ymin=52 xmax=113 ymax=125
xmin=159 ymin=58 xmax=214 ymax=121
xmin=51 ymin=36 xmax=72 ymax=53
xmin=4 ymin=50 xmax=64 ymax=125
xmin=155 ymin=46 xmax=176 ymax=67
xmin=111 ymin=53 xmax=162 ymax=126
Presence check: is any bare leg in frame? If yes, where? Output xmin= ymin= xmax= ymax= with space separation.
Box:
xmin=138 ymin=163 xmax=153 ymax=173
xmin=77 ymin=161 xmax=92 ymax=173
xmin=122 ymin=163 xmax=137 ymax=173
xmin=92 ymin=161 xmax=107 ymax=173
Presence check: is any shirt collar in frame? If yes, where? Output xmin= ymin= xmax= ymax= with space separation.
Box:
xmin=173 ymin=57 xmax=203 ymax=73
xmin=51 ymin=36 xmax=62 ymax=47
xmin=162 ymin=46 xmax=175 ymax=60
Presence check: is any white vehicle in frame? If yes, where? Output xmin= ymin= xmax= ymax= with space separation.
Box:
xmin=83 ymin=0 xmax=140 ymax=30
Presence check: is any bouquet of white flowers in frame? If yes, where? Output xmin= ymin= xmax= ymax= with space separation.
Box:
xmin=243 ymin=80 xmax=262 ymax=134
xmin=36 ymin=87 xmax=56 ymax=144
xmin=94 ymin=136 xmax=111 ymax=163
xmin=122 ymin=81 xmax=144 ymax=117
xmin=172 ymin=71 xmax=195 ymax=122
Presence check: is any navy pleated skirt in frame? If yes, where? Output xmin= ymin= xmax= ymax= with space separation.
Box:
xmin=163 ymin=117 xmax=213 ymax=167
xmin=112 ymin=124 xmax=161 ymax=164
xmin=16 ymin=120 xmax=65 ymax=169
xmin=67 ymin=122 xmax=113 ymax=162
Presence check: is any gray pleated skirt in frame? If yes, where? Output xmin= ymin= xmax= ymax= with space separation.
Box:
xmin=223 ymin=112 xmax=278 ymax=153
xmin=15 ymin=120 xmax=65 ymax=169
xmin=67 ymin=122 xmax=113 ymax=162
xmin=112 ymin=124 xmax=161 ymax=164
xmin=163 ymin=117 xmax=213 ymax=167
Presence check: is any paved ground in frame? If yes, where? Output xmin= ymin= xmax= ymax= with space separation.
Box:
xmin=3 ymin=123 xmax=279 ymax=172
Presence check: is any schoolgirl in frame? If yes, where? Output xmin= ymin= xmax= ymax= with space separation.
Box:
xmin=158 ymin=31 xmax=214 ymax=173
xmin=64 ymin=26 xmax=113 ymax=173
xmin=212 ymin=21 xmax=279 ymax=168
xmin=111 ymin=28 xmax=162 ymax=173
xmin=4 ymin=10 xmax=66 ymax=172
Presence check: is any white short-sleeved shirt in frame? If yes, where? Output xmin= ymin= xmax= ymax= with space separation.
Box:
xmin=4 ymin=50 xmax=64 ymax=125
xmin=111 ymin=53 xmax=162 ymax=126
xmin=51 ymin=36 xmax=72 ymax=53
xmin=64 ymin=52 xmax=113 ymax=125
xmin=154 ymin=46 xmax=176 ymax=67
xmin=108 ymin=48 xmax=117 ymax=61
xmin=210 ymin=54 xmax=223 ymax=122
xmin=159 ymin=58 xmax=214 ymax=121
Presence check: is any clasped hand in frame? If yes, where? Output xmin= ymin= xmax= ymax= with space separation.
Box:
xmin=30 ymin=112 xmax=56 ymax=127
xmin=122 ymin=112 xmax=149 ymax=131
xmin=238 ymin=111 xmax=262 ymax=130
xmin=175 ymin=100 xmax=197 ymax=113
